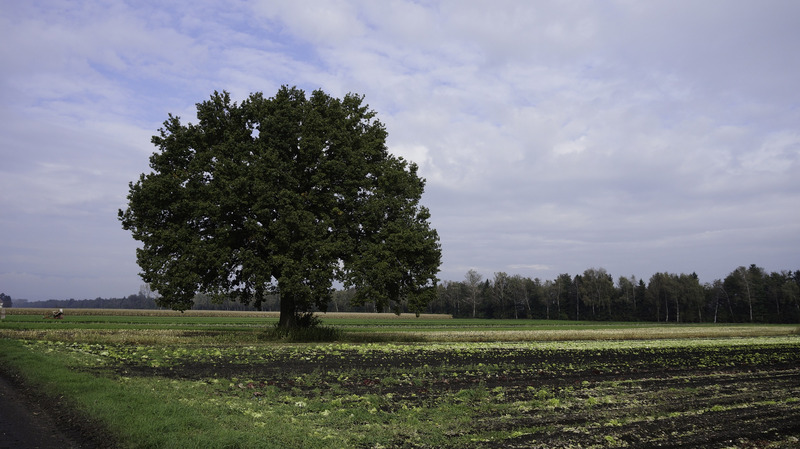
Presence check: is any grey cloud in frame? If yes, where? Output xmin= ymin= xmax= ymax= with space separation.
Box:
xmin=1 ymin=0 xmax=798 ymax=300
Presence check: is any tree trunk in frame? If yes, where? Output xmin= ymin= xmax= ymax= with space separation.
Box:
xmin=556 ymin=295 xmax=560 ymax=318
xmin=278 ymin=293 xmax=298 ymax=329
xmin=525 ymin=289 xmax=531 ymax=317
xmin=739 ymin=267 xmax=753 ymax=322
xmin=546 ymin=296 xmax=550 ymax=320
xmin=726 ymin=289 xmax=734 ymax=320
xmin=556 ymin=282 xmax=561 ymax=318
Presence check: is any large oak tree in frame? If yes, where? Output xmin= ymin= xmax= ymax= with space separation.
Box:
xmin=119 ymin=86 xmax=441 ymax=328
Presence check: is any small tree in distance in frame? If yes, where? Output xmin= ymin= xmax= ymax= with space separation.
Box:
xmin=119 ymin=86 xmax=441 ymax=328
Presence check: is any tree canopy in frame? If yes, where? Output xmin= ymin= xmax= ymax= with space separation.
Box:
xmin=119 ymin=86 xmax=441 ymax=327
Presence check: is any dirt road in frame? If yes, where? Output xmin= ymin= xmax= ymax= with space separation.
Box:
xmin=0 ymin=370 xmax=110 ymax=449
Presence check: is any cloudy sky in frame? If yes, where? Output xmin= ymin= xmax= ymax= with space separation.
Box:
xmin=1 ymin=1 xmax=798 ymax=301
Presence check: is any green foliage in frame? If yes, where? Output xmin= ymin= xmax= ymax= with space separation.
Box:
xmin=431 ymin=265 xmax=800 ymax=323
xmin=0 ymin=292 xmax=11 ymax=308
xmin=3 ymin=325 xmax=800 ymax=448
xmin=119 ymin=86 xmax=441 ymax=327
xmin=455 ymin=383 xmax=489 ymax=403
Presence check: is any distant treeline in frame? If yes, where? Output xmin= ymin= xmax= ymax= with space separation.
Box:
xmin=9 ymin=292 xmax=392 ymax=314
xmin=5 ymin=264 xmax=798 ymax=323
xmin=11 ymin=293 xmax=263 ymax=312
xmin=431 ymin=264 xmax=800 ymax=323
xmin=12 ymin=293 xmax=160 ymax=310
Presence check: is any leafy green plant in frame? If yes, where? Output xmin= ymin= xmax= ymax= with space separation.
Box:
xmin=455 ymin=384 xmax=489 ymax=404
xmin=3 ymin=314 xmax=800 ymax=448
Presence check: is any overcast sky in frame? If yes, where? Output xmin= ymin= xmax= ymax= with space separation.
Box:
xmin=1 ymin=1 xmax=798 ymax=301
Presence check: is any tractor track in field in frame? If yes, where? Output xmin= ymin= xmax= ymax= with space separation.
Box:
xmin=0 ymin=366 xmax=115 ymax=449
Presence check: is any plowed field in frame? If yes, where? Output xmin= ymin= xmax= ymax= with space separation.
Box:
xmin=109 ymin=341 xmax=800 ymax=448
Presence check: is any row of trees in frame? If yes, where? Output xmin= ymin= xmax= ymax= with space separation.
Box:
xmin=6 ymin=285 xmax=263 ymax=312
xmin=8 ymin=264 xmax=798 ymax=323
xmin=430 ymin=265 xmax=800 ymax=323
xmin=12 ymin=294 xmax=158 ymax=310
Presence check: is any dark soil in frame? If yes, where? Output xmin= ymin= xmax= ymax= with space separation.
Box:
xmin=121 ymin=344 xmax=800 ymax=381
xmin=483 ymin=368 xmax=800 ymax=448
xmin=0 ymin=367 xmax=115 ymax=449
xmin=7 ymin=342 xmax=799 ymax=448
xmin=115 ymin=343 xmax=800 ymax=448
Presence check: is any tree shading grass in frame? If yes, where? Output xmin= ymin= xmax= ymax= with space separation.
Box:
xmin=260 ymin=313 xmax=343 ymax=342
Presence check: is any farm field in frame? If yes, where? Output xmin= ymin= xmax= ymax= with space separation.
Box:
xmin=1 ymin=311 xmax=799 ymax=448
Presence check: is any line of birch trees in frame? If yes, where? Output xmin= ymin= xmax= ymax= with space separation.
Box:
xmin=427 ymin=264 xmax=800 ymax=323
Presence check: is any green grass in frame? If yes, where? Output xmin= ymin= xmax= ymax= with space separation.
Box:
xmin=1 ymin=312 xmax=799 ymax=448
xmin=4 ymin=314 xmax=796 ymax=345
xmin=4 ymin=313 xmax=796 ymax=335
xmin=2 ymin=313 xmax=275 ymax=327
xmin=0 ymin=339 xmax=366 ymax=448
xmin=0 ymin=338 xmax=494 ymax=448
xmin=0 ymin=339 xmax=224 ymax=448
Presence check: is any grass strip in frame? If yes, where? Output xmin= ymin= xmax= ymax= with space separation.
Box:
xmin=0 ymin=339 xmax=302 ymax=448
xmin=0 ymin=338 xmax=480 ymax=448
